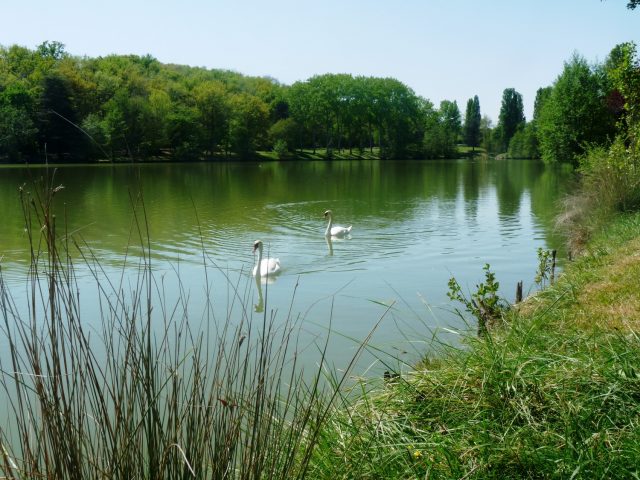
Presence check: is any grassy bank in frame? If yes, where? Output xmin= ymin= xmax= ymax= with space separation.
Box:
xmin=2 ymin=145 xmax=489 ymax=164
xmin=306 ymin=212 xmax=640 ymax=479
xmin=260 ymin=146 xmax=486 ymax=161
xmin=258 ymin=147 xmax=382 ymax=161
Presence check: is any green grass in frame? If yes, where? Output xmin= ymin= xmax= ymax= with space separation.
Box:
xmin=258 ymin=145 xmax=480 ymax=161
xmin=258 ymin=147 xmax=383 ymax=161
xmin=457 ymin=145 xmax=487 ymax=156
xmin=306 ymin=212 xmax=640 ymax=479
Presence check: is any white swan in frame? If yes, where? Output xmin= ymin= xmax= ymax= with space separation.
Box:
xmin=252 ymin=240 xmax=281 ymax=277
xmin=324 ymin=210 xmax=352 ymax=237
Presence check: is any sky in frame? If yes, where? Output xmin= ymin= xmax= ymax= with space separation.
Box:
xmin=2 ymin=0 xmax=639 ymax=122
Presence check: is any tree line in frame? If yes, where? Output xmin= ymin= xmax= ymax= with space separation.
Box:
xmin=478 ymin=41 xmax=637 ymax=168
xmin=0 ymin=42 xmax=461 ymax=162
xmin=1 ymin=41 xmax=637 ymax=164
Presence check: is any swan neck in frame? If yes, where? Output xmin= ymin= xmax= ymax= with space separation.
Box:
xmin=325 ymin=215 xmax=332 ymax=236
xmin=255 ymin=244 xmax=263 ymax=273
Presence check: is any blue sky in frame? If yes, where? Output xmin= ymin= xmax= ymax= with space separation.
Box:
xmin=2 ymin=0 xmax=638 ymax=122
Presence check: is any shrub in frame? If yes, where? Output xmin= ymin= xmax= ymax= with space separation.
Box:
xmin=272 ymin=138 xmax=288 ymax=159
xmin=579 ymin=134 xmax=640 ymax=213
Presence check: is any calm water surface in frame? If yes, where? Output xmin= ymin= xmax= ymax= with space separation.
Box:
xmin=0 ymin=159 xmax=573 ymax=371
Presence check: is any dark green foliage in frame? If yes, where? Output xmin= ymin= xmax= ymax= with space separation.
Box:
xmin=36 ymin=40 xmax=67 ymax=60
xmin=480 ymin=115 xmax=501 ymax=154
xmin=463 ymin=95 xmax=481 ymax=149
xmin=4 ymin=40 xmax=634 ymax=164
xmin=507 ymin=122 xmax=539 ymax=158
xmin=193 ymin=80 xmax=230 ymax=156
xmin=553 ymin=43 xmax=640 ymax=258
xmin=422 ymin=100 xmax=459 ymax=158
xmin=533 ymin=86 xmax=552 ymax=122
xmin=504 ymin=87 xmax=551 ymax=159
xmin=166 ymin=105 xmax=201 ymax=160
xmin=227 ymin=92 xmax=270 ymax=156
xmin=0 ymin=43 xmax=433 ymax=161
xmin=537 ymin=53 xmax=617 ymax=165
xmin=497 ymin=88 xmax=525 ymax=152
xmin=37 ymin=74 xmax=87 ymax=160
xmin=268 ymin=118 xmax=299 ymax=152
xmin=606 ymin=42 xmax=640 ymax=129
xmin=272 ymin=139 xmax=288 ymax=159
xmin=270 ymin=98 xmax=290 ymax=121
xmin=287 ymin=74 xmax=427 ymax=159
xmin=0 ymin=83 xmax=37 ymax=159
xmin=439 ymin=100 xmax=461 ymax=142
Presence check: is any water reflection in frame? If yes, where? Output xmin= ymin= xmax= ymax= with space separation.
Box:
xmin=325 ymin=236 xmax=334 ymax=256
xmin=0 ymin=159 xmax=575 ymax=369
xmin=254 ymin=275 xmax=264 ymax=313
xmin=0 ymin=160 xmax=572 ymax=264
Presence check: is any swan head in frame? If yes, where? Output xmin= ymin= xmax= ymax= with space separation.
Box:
xmin=253 ymin=240 xmax=263 ymax=253
xmin=323 ymin=210 xmax=333 ymax=218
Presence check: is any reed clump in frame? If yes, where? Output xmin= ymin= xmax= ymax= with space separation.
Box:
xmin=0 ymin=175 xmax=366 ymax=479
xmin=558 ymin=129 xmax=640 ymax=258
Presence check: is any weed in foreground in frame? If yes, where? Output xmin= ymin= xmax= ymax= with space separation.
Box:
xmin=447 ymin=263 xmax=509 ymax=334
xmin=0 ymin=176 xmax=376 ymax=479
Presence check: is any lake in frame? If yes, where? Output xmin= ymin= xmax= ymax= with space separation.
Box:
xmin=0 ymin=159 xmax=573 ymax=372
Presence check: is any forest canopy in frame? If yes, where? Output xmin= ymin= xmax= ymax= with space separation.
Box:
xmin=1 ymin=40 xmax=637 ymax=164
xmin=0 ymin=42 xmax=458 ymax=162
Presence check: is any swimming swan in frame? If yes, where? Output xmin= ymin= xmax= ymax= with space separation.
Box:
xmin=324 ymin=210 xmax=352 ymax=237
xmin=252 ymin=240 xmax=281 ymax=277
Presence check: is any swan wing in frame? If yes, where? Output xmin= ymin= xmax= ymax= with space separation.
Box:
xmin=331 ymin=225 xmax=352 ymax=237
xmin=260 ymin=257 xmax=281 ymax=276
xmin=267 ymin=257 xmax=281 ymax=274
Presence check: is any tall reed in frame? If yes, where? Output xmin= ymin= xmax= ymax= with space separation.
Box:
xmin=0 ymin=174 xmax=373 ymax=479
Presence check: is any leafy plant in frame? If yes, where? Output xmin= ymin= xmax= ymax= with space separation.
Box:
xmin=272 ymin=138 xmax=288 ymax=159
xmin=447 ymin=263 xmax=508 ymax=333
xmin=535 ymin=247 xmax=555 ymax=288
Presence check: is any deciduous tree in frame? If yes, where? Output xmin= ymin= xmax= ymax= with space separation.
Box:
xmin=537 ymin=53 xmax=616 ymax=164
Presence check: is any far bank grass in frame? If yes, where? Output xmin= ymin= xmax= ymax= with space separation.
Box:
xmin=259 ymin=145 xmax=486 ymax=161
xmin=307 ymin=212 xmax=640 ymax=479
xmin=3 ymin=145 xmax=487 ymax=164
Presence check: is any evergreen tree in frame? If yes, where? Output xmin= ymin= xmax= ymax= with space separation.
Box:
xmin=497 ymin=88 xmax=525 ymax=152
xmin=463 ymin=95 xmax=481 ymax=150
